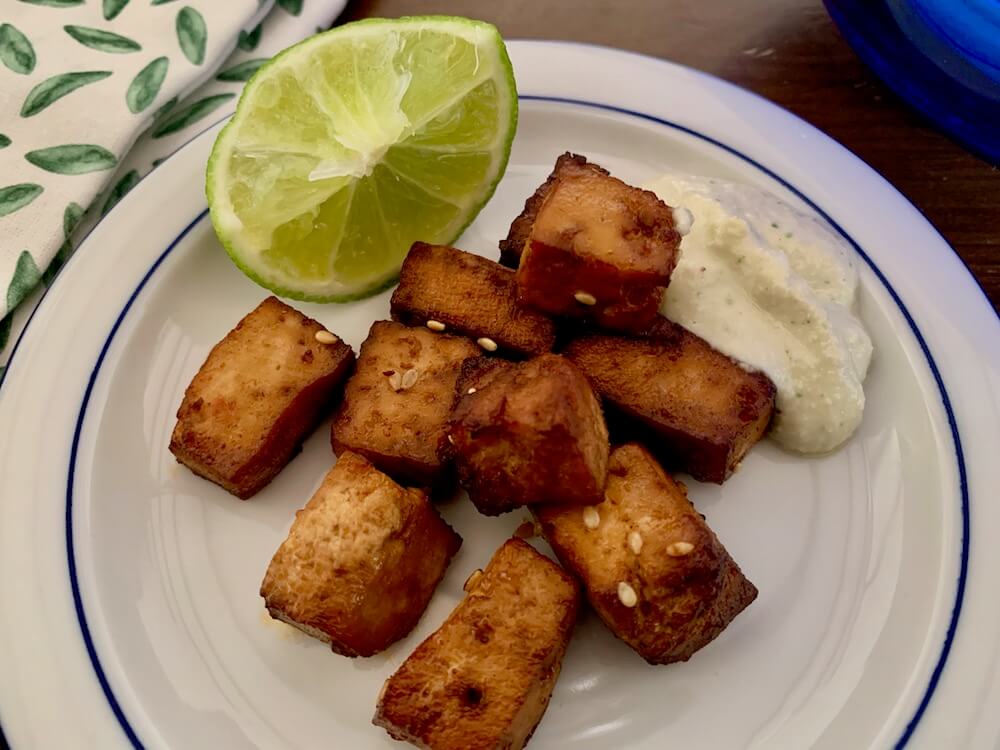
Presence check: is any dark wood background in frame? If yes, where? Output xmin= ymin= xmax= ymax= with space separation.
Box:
xmin=340 ymin=0 xmax=1000 ymax=310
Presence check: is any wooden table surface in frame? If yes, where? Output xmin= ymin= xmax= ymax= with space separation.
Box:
xmin=341 ymin=0 xmax=1000 ymax=310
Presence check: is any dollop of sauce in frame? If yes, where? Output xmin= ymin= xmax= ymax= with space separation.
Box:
xmin=646 ymin=175 xmax=873 ymax=454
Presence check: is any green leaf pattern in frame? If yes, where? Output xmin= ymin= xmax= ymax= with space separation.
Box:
xmin=21 ymin=71 xmax=113 ymax=117
xmin=0 ymin=24 xmax=37 ymax=75
xmin=126 ymin=56 xmax=169 ymax=113
xmin=1 ymin=0 xmax=326 ymax=361
xmin=176 ymin=7 xmax=207 ymax=65
xmin=25 ymin=144 xmax=118 ymax=174
xmin=6 ymin=252 xmax=41 ymax=312
xmin=215 ymin=57 xmax=266 ymax=82
xmin=64 ymin=25 xmax=142 ymax=54
xmin=0 ymin=184 xmax=44 ymax=217
xmin=151 ymin=93 xmax=234 ymax=138
xmin=103 ymin=0 xmax=130 ymax=21
xmin=101 ymin=170 xmax=140 ymax=216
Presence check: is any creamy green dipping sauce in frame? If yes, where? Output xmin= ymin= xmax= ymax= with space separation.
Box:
xmin=646 ymin=175 xmax=873 ymax=454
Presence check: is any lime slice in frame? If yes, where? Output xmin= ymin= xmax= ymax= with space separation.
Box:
xmin=207 ymin=16 xmax=517 ymax=301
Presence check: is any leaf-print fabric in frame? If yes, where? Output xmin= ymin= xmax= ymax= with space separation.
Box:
xmin=0 ymin=0 xmax=347 ymax=372
xmin=21 ymin=70 xmax=113 ymax=116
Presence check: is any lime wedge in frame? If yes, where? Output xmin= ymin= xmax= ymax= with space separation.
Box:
xmin=206 ymin=16 xmax=517 ymax=301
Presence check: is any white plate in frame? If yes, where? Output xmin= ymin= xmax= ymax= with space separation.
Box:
xmin=1 ymin=41 xmax=999 ymax=750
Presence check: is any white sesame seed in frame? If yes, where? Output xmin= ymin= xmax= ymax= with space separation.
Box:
xmin=628 ymin=531 xmax=643 ymax=555
xmin=467 ymin=387 xmax=477 ymax=395
xmin=447 ymin=434 xmax=455 ymax=445
xmin=672 ymin=206 xmax=694 ymax=237
xmin=666 ymin=541 xmax=695 ymax=557
xmin=463 ymin=568 xmax=483 ymax=592
xmin=573 ymin=291 xmax=597 ymax=306
xmin=387 ymin=371 xmax=403 ymax=391
xmin=617 ymin=581 xmax=638 ymax=608
xmin=401 ymin=368 xmax=419 ymax=389
xmin=314 ymin=329 xmax=338 ymax=344
xmin=426 ymin=320 xmax=446 ymax=332
xmin=582 ymin=506 xmax=600 ymax=530
xmin=477 ymin=337 xmax=498 ymax=352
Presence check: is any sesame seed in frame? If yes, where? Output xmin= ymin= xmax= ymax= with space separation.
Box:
xmin=477 ymin=337 xmax=498 ymax=352
xmin=582 ymin=506 xmax=600 ymax=530
xmin=387 ymin=371 xmax=403 ymax=391
xmin=314 ymin=329 xmax=338 ymax=344
xmin=401 ymin=368 xmax=419 ymax=389
xmin=617 ymin=581 xmax=638 ymax=608
xmin=463 ymin=569 xmax=483 ymax=592
xmin=446 ymin=434 xmax=455 ymax=445
xmin=573 ymin=291 xmax=597 ymax=306
xmin=426 ymin=320 xmax=446 ymax=332
xmin=467 ymin=387 xmax=477 ymax=395
xmin=666 ymin=541 xmax=695 ymax=557
xmin=628 ymin=531 xmax=643 ymax=555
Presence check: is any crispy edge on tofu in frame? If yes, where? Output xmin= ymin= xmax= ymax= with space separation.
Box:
xmin=331 ymin=320 xmax=480 ymax=488
xmin=535 ymin=443 xmax=757 ymax=664
xmin=374 ymin=538 xmax=580 ymax=750
xmin=447 ymin=354 xmax=610 ymax=516
xmin=514 ymin=164 xmax=682 ymax=332
xmin=498 ymin=152 xmax=610 ymax=268
xmin=562 ymin=318 xmax=776 ymax=482
xmin=390 ymin=242 xmax=557 ymax=358
xmin=260 ymin=452 xmax=462 ymax=657
xmin=169 ymin=296 xmax=355 ymax=499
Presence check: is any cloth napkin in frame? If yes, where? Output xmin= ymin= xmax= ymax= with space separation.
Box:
xmin=0 ymin=0 xmax=347 ymax=378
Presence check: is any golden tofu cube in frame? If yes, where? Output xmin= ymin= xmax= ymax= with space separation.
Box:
xmin=169 ymin=296 xmax=355 ymax=499
xmin=499 ymin=152 xmax=609 ymax=268
xmin=448 ymin=354 xmax=610 ymax=516
xmin=515 ymin=163 xmax=682 ymax=332
xmin=260 ymin=452 xmax=461 ymax=657
xmin=374 ymin=538 xmax=579 ymax=750
xmin=563 ymin=318 xmax=776 ymax=483
xmin=331 ymin=321 xmax=479 ymax=487
xmin=535 ymin=443 xmax=757 ymax=664
xmin=390 ymin=242 xmax=557 ymax=357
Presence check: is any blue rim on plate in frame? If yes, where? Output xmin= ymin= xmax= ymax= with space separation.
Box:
xmin=32 ymin=95 xmax=967 ymax=750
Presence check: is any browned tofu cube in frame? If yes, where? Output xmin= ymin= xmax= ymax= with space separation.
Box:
xmin=514 ymin=162 xmax=682 ymax=332
xmin=374 ymin=538 xmax=579 ymax=750
xmin=390 ymin=242 xmax=556 ymax=358
xmin=498 ymin=152 xmax=609 ymax=268
xmin=562 ymin=318 xmax=776 ymax=483
xmin=448 ymin=354 xmax=609 ymax=516
xmin=535 ymin=443 xmax=757 ymax=664
xmin=331 ymin=321 xmax=479 ymax=487
xmin=169 ymin=296 xmax=355 ymax=499
xmin=260 ymin=452 xmax=461 ymax=657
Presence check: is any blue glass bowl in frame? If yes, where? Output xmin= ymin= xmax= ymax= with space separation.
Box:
xmin=825 ymin=0 xmax=1000 ymax=164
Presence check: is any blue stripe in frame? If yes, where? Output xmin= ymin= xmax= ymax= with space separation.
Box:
xmin=0 ymin=95 xmax=970 ymax=749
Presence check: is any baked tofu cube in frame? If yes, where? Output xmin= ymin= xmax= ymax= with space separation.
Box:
xmin=535 ymin=443 xmax=757 ymax=664
xmin=499 ymin=152 xmax=609 ymax=268
xmin=448 ymin=354 xmax=609 ymax=516
xmin=331 ymin=321 xmax=479 ymax=487
xmin=260 ymin=452 xmax=461 ymax=657
xmin=169 ymin=296 xmax=355 ymax=499
xmin=563 ymin=319 xmax=776 ymax=483
xmin=390 ymin=242 xmax=556 ymax=358
xmin=374 ymin=538 xmax=580 ymax=750
xmin=514 ymin=161 xmax=682 ymax=333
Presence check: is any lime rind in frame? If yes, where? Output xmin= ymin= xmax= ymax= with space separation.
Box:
xmin=206 ymin=16 xmax=517 ymax=302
